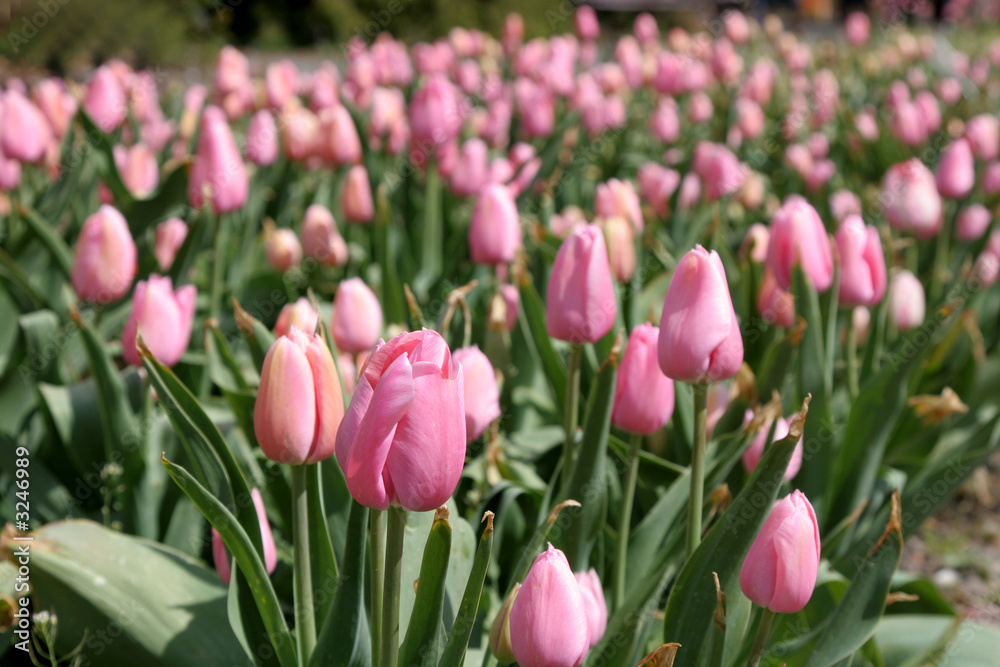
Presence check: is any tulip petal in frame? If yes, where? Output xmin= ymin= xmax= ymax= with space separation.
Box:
xmin=304 ymin=338 xmax=345 ymax=463
xmin=254 ymin=338 xmax=317 ymax=465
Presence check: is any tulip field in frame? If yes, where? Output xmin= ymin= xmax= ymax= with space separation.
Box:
xmin=4 ymin=5 xmax=1000 ymax=667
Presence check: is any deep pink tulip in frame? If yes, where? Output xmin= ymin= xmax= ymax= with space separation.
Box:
xmin=766 ymin=196 xmax=835 ymax=291
xmin=741 ymin=411 xmax=803 ymax=481
xmin=758 ymin=269 xmax=795 ymax=329
xmin=83 ymin=66 xmax=127 ymax=133
xmin=453 ymin=346 xmax=501 ymax=442
xmin=318 ymin=105 xmax=363 ymax=166
xmin=265 ymin=228 xmax=302 ymax=273
xmin=602 ymin=216 xmax=636 ymax=284
xmin=275 ymin=298 xmax=319 ymax=338
xmin=189 ymin=106 xmax=248 ymax=213
xmin=956 ymin=204 xmax=992 ymax=242
xmin=342 ymin=165 xmax=374 ymax=223
xmin=154 ymin=218 xmax=188 ymax=271
xmin=335 ymin=329 xmax=466 ymax=511
xmin=121 ymin=275 xmax=196 ymax=367
xmin=575 ymin=569 xmax=607 ymax=649
xmin=451 ymin=138 xmax=490 ymax=197
xmin=575 ymin=5 xmax=600 ymax=41
xmin=1 ymin=90 xmax=51 ymax=163
xmin=212 ymin=488 xmax=278 ymax=584
xmin=515 ymin=79 xmax=555 ymax=139
xmin=301 ymin=204 xmax=348 ymax=266
xmin=634 ymin=12 xmax=659 ymax=44
xmin=889 ymin=271 xmax=925 ymax=331
xmin=545 ymin=225 xmax=617 ymax=344
xmin=410 ymin=74 xmax=462 ymax=148
xmin=936 ymin=138 xmax=975 ymax=200
xmin=882 ymin=159 xmax=943 ymax=239
xmin=739 ymin=491 xmax=820 ymax=613
xmin=331 ymin=278 xmax=383 ymax=354
xmin=658 ymin=246 xmax=744 ymax=384
xmin=255 ymin=328 xmax=344 ymax=465
xmin=612 ymin=324 xmax=675 ymax=434
xmin=966 ymin=114 xmax=1000 ymax=161
xmin=469 ymin=183 xmax=521 ymax=265
xmin=246 ymin=110 xmax=279 ymax=166
xmin=836 ymin=216 xmax=887 ymax=307
xmin=72 ymin=205 xmax=137 ymax=304
xmin=595 ymin=178 xmax=643 ymax=231
xmin=509 ymin=544 xmax=590 ymax=667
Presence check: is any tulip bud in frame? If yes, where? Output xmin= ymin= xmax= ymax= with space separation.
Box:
xmin=966 ymin=113 xmax=999 ymax=161
xmin=453 ymin=346 xmax=502 ymax=442
xmin=255 ymin=328 xmax=344 ymax=465
xmin=283 ymin=106 xmax=320 ymax=161
xmin=120 ymin=143 xmax=159 ymax=199
xmin=637 ymin=163 xmax=680 ymax=219
xmin=154 ymin=218 xmax=188 ymax=271
xmin=741 ymin=411 xmax=803 ymax=481
xmin=490 ymin=583 xmax=520 ymax=665
xmin=973 ymin=231 xmax=1000 ymax=287
xmin=836 ymin=216 xmax=887 ymax=307
xmin=301 ymin=204 xmax=348 ymax=266
xmin=845 ymin=11 xmax=870 ymax=45
xmin=335 ymin=329 xmax=466 ymax=511
xmin=889 ymin=270 xmax=926 ymax=331
xmin=829 ymin=189 xmax=862 ymax=223
xmin=509 ymin=544 xmax=590 ymax=667
xmin=612 ymin=324 xmax=675 ymax=434
xmin=739 ymin=491 xmax=820 ymax=613
xmin=766 ymin=196 xmax=834 ymax=291
xmin=602 ymin=215 xmax=636 ymax=284
xmin=575 ymin=5 xmax=600 ymax=41
xmin=757 ymin=269 xmax=795 ymax=329
xmin=469 ymin=183 xmax=522 ymax=265
xmin=956 ymin=204 xmax=992 ymax=243
xmin=575 ymin=569 xmax=607 ymax=649
xmin=410 ymin=74 xmax=462 ymax=148
xmin=121 ymin=275 xmax=196 ymax=367
xmin=32 ymin=78 xmax=76 ymax=139
xmin=212 ymin=488 xmax=278 ymax=584
xmin=189 ymin=106 xmax=248 ymax=214
xmin=546 ymin=225 xmax=617 ymax=343
xmin=275 ymin=298 xmax=319 ymax=338
xmin=331 ymin=278 xmax=383 ymax=354
xmin=936 ymin=138 xmax=975 ymax=200
xmin=246 ymin=110 xmax=279 ymax=166
xmin=0 ymin=145 xmax=22 ymax=191
xmin=265 ymin=60 xmax=298 ymax=111
xmin=742 ymin=223 xmax=770 ymax=264
xmin=265 ymin=227 xmax=302 ymax=273
xmin=72 ymin=205 xmax=137 ymax=304
xmin=318 ymin=105 xmax=363 ymax=166
xmin=1 ymin=90 xmax=52 ymax=163
xmin=852 ymin=306 xmax=871 ymax=344
xmin=658 ymin=246 xmax=744 ymax=384
xmin=498 ymin=283 xmax=520 ymax=332
xmin=342 ymin=165 xmax=375 ymax=223
xmin=82 ymin=66 xmax=127 ymax=133
xmin=595 ymin=178 xmax=644 ymax=231
xmin=451 ymin=138 xmax=490 ymax=196
xmin=882 ymin=159 xmax=943 ymax=239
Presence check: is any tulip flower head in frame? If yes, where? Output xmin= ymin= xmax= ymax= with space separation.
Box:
xmin=546 ymin=225 xmax=617 ymax=343
xmin=212 ymin=488 xmax=277 ymax=584
xmin=612 ymin=324 xmax=675 ymax=434
xmin=766 ymin=196 xmax=834 ymax=291
xmin=71 ymin=205 xmax=137 ymax=304
xmin=121 ymin=275 xmax=196 ymax=367
xmin=331 ymin=278 xmax=383 ymax=354
xmin=453 ymin=346 xmax=502 ymax=442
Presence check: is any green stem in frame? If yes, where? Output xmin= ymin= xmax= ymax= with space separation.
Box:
xmin=747 ymin=608 xmax=777 ymax=667
xmin=561 ymin=343 xmax=584 ymax=493
xmin=370 ymin=509 xmax=385 ymax=667
xmin=929 ymin=209 xmax=953 ymax=306
xmin=614 ymin=432 xmax=642 ymax=610
xmin=687 ymin=383 xmax=709 ymax=559
xmin=382 ymin=506 xmax=407 ymax=667
xmin=210 ymin=210 xmax=228 ymax=321
xmin=291 ymin=465 xmax=315 ymax=665
xmin=846 ymin=313 xmax=859 ymax=400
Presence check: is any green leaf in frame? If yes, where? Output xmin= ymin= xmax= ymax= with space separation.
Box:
xmin=400 ymin=507 xmax=453 ymax=667
xmin=874 ymin=615 xmax=1000 ymax=667
xmin=78 ymin=109 xmax=134 ymax=208
xmin=504 ymin=499 xmax=582 ymax=597
xmin=15 ymin=204 xmax=73 ymax=278
xmin=126 ymin=160 xmax=192 ymax=236
xmin=307 ymin=461 xmax=340 ymax=629
xmin=518 ymin=280 xmax=567 ymax=409
xmin=439 ymin=512 xmax=494 ymax=667
xmin=234 ymin=297 xmax=276 ymax=374
xmin=18 ymin=310 xmax=63 ymax=385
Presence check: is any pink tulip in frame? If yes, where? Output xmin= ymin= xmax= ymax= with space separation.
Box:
xmin=937 ymin=78 xmax=963 ymax=105
xmin=121 ymin=275 xmax=196 ymax=367
xmin=500 ymin=283 xmax=520 ymax=331
xmin=509 ymin=544 xmax=590 ymax=667
xmin=758 ymin=269 xmax=795 ymax=329
xmin=612 ymin=324 xmax=675 ymax=434
xmin=265 ymin=60 xmax=298 ymax=110
xmin=914 ymin=91 xmax=941 ymax=136
xmin=575 ymin=569 xmax=607 ymax=649
xmin=154 ymin=218 xmax=188 ymax=271
xmin=335 ymin=329 xmax=466 ymax=511
xmin=246 ymin=110 xmax=279 ymax=166
xmin=742 ymin=410 xmax=803 ymax=480
xmin=120 ymin=143 xmax=159 ymax=199
xmin=212 ymin=488 xmax=278 ymax=584
xmin=595 ymin=179 xmax=644 ymax=231
xmin=602 ymin=216 xmax=636 ymax=284
xmin=83 ymin=66 xmax=127 ymax=133
xmin=275 ymin=298 xmax=319 ymax=338
xmin=766 ymin=196 xmax=835 ymax=291
xmin=889 ymin=271 xmax=926 ymax=331
xmin=0 ymin=145 xmax=22 ymax=191
xmin=892 ymin=101 xmax=927 ymax=146
xmin=688 ymin=92 xmax=714 ymax=125
xmin=845 ymin=11 xmax=871 ymax=45
xmin=331 ymin=278 xmax=383 ymax=354
xmin=966 ymin=114 xmax=1000 ymax=161
xmin=301 ymin=204 xmax=348 ymax=266
xmin=649 ymin=97 xmax=680 ymax=144
xmin=658 ymin=246 xmax=743 ymax=383
xmin=983 ymin=162 xmax=1000 ymax=195
xmin=453 ymin=346 xmax=501 ymax=442
xmin=575 ymin=5 xmax=600 ymax=41
xmin=515 ymin=79 xmax=555 ymax=140
xmin=882 ymin=159 xmax=943 ymax=239
xmin=678 ymin=173 xmax=702 ymax=211
xmin=829 ymin=190 xmax=862 ymax=223
xmin=973 ymin=231 xmax=1000 ymax=287
xmin=1 ymin=90 xmax=51 ymax=163
xmin=410 ymin=74 xmax=462 ymax=149
xmin=469 ymin=183 xmax=521 ymax=265
xmin=255 ymin=328 xmax=344 ymax=465
xmin=743 ymin=223 xmax=770 ymax=264
xmin=338 ymin=353 xmax=359 ymax=396
xmin=451 ymin=138 xmax=490 ymax=196
xmin=32 ymin=78 xmax=76 ymax=139
xmin=736 ymin=99 xmax=765 ymax=140
xmin=502 ymin=13 xmax=525 ymax=56
xmin=723 ymin=10 xmax=750 ymax=43
xmin=283 ymin=107 xmax=320 ymax=161
xmin=739 ymin=491 xmax=820 ymax=613
xmin=936 ymin=138 xmax=975 ymax=200
xmin=189 ymin=106 xmax=248 ymax=214
xmin=696 ymin=143 xmax=745 ymax=201
xmin=855 ymin=108 xmax=879 ymax=141
xmin=265 ymin=228 xmax=302 ymax=273
xmin=72 ymin=205 xmax=137 ymax=304
xmin=546 ymin=225 xmax=617 ymax=344
xmin=634 ymin=12 xmax=659 ymax=44
xmin=342 ymin=165 xmax=374 ymax=223
xmin=836 ymin=216 xmax=887 ymax=307
xmin=318 ymin=105 xmax=363 ymax=166
xmin=956 ymin=204 xmax=991 ymax=242
xmin=637 ymin=163 xmax=680 ymax=219
xmin=215 ymin=46 xmax=250 ymax=98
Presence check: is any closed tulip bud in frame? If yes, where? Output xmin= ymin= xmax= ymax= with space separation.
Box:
xmin=275 ymin=298 xmax=319 ymax=338
xmin=658 ymin=246 xmax=743 ymax=384
xmin=469 ymin=183 xmax=522 ymax=265
xmin=451 ymin=138 xmax=490 ymax=196
xmin=634 ymin=12 xmax=659 ymax=44
xmin=575 ymin=569 xmax=607 ymax=648
xmin=265 ymin=227 xmax=302 ymax=273
xmin=914 ymin=91 xmax=941 ymax=135
xmin=688 ymin=91 xmax=714 ymax=125
xmin=742 ymin=411 xmax=804 ymax=480
xmin=546 ymin=225 xmax=617 ymax=343
xmin=739 ymin=491 xmax=820 ymax=613
xmin=742 ymin=223 xmax=770 ymax=264
xmin=72 ymin=205 xmax=137 ymax=304
xmin=154 ymin=218 xmax=188 ymax=271
xmin=318 ymin=105 xmax=363 ymax=166
xmin=973 ymin=231 xmax=1000 ymax=287
xmin=829 ymin=189 xmax=862 ymax=223
xmin=758 ymin=269 xmax=795 ymax=329
xmin=246 ymin=110 xmax=279 ymax=166
xmin=331 ymin=278 xmax=383 ymax=354
xmin=189 ymin=106 xmax=248 ymax=214
xmin=575 ymin=5 xmax=600 ymax=41
xmin=889 ymin=270 xmax=926 ymax=331
xmin=595 ymin=178 xmax=644 ymax=231
xmin=936 ymin=138 xmax=975 ymax=200
xmin=956 ymin=204 xmax=992 ymax=242
xmin=612 ymin=324 xmax=675 ymax=434
xmin=882 ymin=159 xmax=943 ymax=239
xmin=845 ymin=11 xmax=870 ymax=45
xmin=212 ymin=488 xmax=277 ymax=584
xmin=1 ymin=90 xmax=52 ymax=163
xmin=121 ymin=275 xmax=196 ymax=367
xmin=499 ymin=283 xmax=520 ymax=331
xmin=516 ymin=80 xmax=555 ymax=139
xmin=983 ymin=162 xmax=1000 ymax=195
xmin=836 ymin=216 xmax=887 ymax=307
xmin=0 ymin=146 xmax=22 ymax=191
xmin=966 ymin=114 xmax=1000 ymax=161
xmin=509 ymin=544 xmax=590 ymax=667
xmin=490 ymin=584 xmax=520 ymax=665
xmin=649 ymin=97 xmax=680 ymax=143
xmin=678 ymin=173 xmax=702 ymax=211
xmin=335 ymin=329 xmax=466 ymax=510
xmin=265 ymin=60 xmax=298 ymax=110
xmin=215 ymin=46 xmax=250 ymax=97
xmin=32 ymin=78 xmax=76 ymax=139
xmin=82 ymin=66 xmax=127 ymax=133
xmin=342 ymin=165 xmax=374 ymax=223
xmin=602 ymin=215 xmax=636 ymax=284
xmin=120 ymin=143 xmax=159 ymax=199
xmin=255 ymin=328 xmax=344 ymax=465
xmin=283 ymin=106 xmax=320 ymax=161
xmin=453 ymin=346 xmax=502 ymax=442
xmin=410 ymin=74 xmax=462 ymax=148
xmin=301 ymin=204 xmax=348 ymax=266
xmin=892 ymin=101 xmax=927 ymax=146
xmin=766 ymin=196 xmax=834 ymax=291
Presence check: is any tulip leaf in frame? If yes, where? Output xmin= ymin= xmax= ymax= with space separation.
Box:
xmin=78 ymin=109 xmax=134 ymax=208
xmin=15 ymin=205 xmax=74 ymax=278
xmin=400 ymin=507 xmax=453 ymax=667
xmin=307 ymin=460 xmax=340 ymax=629
xmin=126 ymin=159 xmax=192 ymax=236
xmin=505 ymin=498 xmax=582 ymax=597
xmin=803 ymin=492 xmax=903 ymax=667
xmin=310 ymin=500 xmax=371 ymax=667
xmin=19 ymin=309 xmax=63 ymax=385
xmin=233 ymin=297 xmax=277 ymax=373
xmin=661 ymin=403 xmax=808 ymax=667
xmin=162 ymin=455 xmax=298 ymax=667
xmin=439 ymin=512 xmax=494 ymax=667
xmin=518 ymin=279 xmax=567 ymax=409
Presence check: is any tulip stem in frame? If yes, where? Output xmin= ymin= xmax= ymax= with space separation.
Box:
xmin=562 ymin=343 xmax=584 ymax=492
xmin=210 ymin=210 xmax=228 ymax=322
xmin=747 ymin=607 xmax=776 ymax=667
xmin=687 ymin=382 xmax=709 ymax=559
xmin=846 ymin=316 xmax=859 ymax=400
xmin=929 ymin=211 xmax=952 ymax=306
xmin=614 ymin=432 xmax=642 ymax=610
xmin=370 ymin=509 xmax=385 ymax=667
xmin=382 ymin=506 xmax=407 ymax=667
xmin=291 ymin=465 xmax=316 ymax=664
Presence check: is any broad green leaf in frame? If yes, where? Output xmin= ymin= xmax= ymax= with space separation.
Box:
xmin=307 ymin=461 xmax=339 ymax=628
xmin=518 ymin=279 xmax=567 ymax=409
xmin=126 ymin=159 xmax=192 ymax=236
xmin=399 ymin=507 xmax=453 ymax=667
xmin=440 ymin=512 xmax=494 ymax=667
xmin=78 ymin=109 xmax=133 ymax=208
xmin=874 ymin=615 xmax=1000 ymax=667
xmin=16 ymin=205 xmax=73 ymax=278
